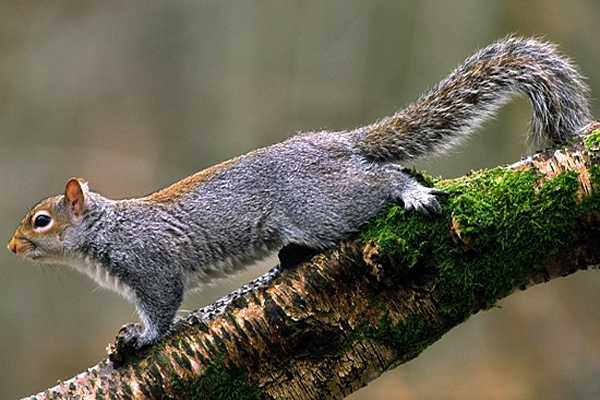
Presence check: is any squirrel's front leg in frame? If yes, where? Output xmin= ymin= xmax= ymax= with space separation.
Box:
xmin=109 ymin=276 xmax=184 ymax=361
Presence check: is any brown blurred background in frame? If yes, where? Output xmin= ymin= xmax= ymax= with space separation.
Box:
xmin=1 ymin=1 xmax=599 ymax=399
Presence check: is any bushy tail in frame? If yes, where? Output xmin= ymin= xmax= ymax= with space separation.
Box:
xmin=356 ymin=36 xmax=592 ymax=162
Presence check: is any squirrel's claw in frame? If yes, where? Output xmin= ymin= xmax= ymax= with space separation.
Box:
xmin=107 ymin=323 xmax=147 ymax=364
xmin=402 ymin=186 xmax=447 ymax=218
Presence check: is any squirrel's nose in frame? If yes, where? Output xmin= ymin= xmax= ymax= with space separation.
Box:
xmin=7 ymin=238 xmax=18 ymax=254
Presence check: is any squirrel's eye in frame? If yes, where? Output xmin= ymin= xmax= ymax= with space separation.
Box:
xmin=34 ymin=215 xmax=51 ymax=227
xmin=32 ymin=211 xmax=53 ymax=231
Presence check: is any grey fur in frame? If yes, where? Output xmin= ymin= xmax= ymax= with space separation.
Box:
xmin=8 ymin=37 xmax=592 ymax=348
xmin=356 ymin=36 xmax=591 ymax=161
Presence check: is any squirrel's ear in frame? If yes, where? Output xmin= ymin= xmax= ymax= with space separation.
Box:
xmin=64 ymin=177 xmax=88 ymax=220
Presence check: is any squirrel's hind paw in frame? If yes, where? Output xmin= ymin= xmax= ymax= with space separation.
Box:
xmin=401 ymin=186 xmax=447 ymax=218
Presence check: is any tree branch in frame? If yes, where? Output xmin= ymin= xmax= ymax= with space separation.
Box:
xmin=26 ymin=123 xmax=600 ymax=400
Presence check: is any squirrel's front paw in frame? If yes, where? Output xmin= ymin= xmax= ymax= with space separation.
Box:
xmin=117 ymin=323 xmax=145 ymax=347
xmin=107 ymin=323 xmax=146 ymax=364
xmin=401 ymin=186 xmax=447 ymax=218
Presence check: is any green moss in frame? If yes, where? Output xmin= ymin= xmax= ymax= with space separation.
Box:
xmin=586 ymin=130 xmax=600 ymax=191
xmin=584 ymin=128 xmax=600 ymax=151
xmin=363 ymin=314 xmax=445 ymax=361
xmin=362 ymin=165 xmax=584 ymax=334
xmin=169 ymin=347 xmax=259 ymax=400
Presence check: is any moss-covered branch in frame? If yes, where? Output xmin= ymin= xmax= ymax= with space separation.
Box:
xmin=25 ymin=124 xmax=600 ymax=400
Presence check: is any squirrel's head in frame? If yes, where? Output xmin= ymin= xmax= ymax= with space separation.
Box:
xmin=8 ymin=178 xmax=89 ymax=263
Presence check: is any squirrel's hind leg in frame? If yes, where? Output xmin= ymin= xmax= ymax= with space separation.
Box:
xmin=277 ymin=243 xmax=320 ymax=269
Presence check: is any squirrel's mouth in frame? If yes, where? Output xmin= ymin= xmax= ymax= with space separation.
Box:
xmin=7 ymin=237 xmax=44 ymax=260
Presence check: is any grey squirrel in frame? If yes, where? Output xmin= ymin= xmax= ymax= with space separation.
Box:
xmin=7 ymin=37 xmax=592 ymax=350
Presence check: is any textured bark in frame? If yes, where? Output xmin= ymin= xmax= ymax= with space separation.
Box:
xmin=24 ymin=123 xmax=600 ymax=400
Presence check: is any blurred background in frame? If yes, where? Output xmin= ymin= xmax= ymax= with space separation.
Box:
xmin=1 ymin=1 xmax=599 ymax=398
